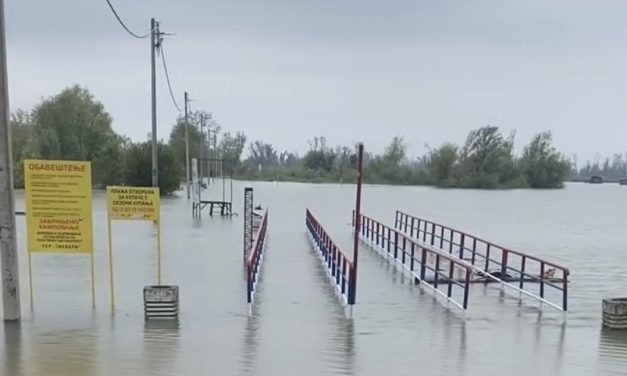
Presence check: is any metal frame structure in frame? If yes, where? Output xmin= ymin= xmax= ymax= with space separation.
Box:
xmin=355 ymin=213 xmax=472 ymax=310
xmin=246 ymin=208 xmax=268 ymax=315
xmin=394 ymin=210 xmax=570 ymax=311
xmin=243 ymin=187 xmax=254 ymax=262
xmin=192 ymin=157 xmax=234 ymax=217
xmin=306 ymin=209 xmax=356 ymax=307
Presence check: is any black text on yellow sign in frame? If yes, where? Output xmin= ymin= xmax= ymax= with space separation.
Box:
xmin=106 ymin=186 xmax=160 ymax=221
xmin=24 ymin=159 xmax=93 ymax=254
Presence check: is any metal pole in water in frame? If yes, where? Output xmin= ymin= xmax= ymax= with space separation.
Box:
xmin=0 ymin=0 xmax=20 ymax=320
xmin=348 ymin=143 xmax=364 ymax=318
xmin=199 ymin=115 xmax=205 ymax=179
xmin=184 ymin=91 xmax=190 ymax=199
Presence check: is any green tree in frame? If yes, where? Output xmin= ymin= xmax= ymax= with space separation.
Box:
xmin=303 ymin=137 xmax=335 ymax=173
xmin=219 ymin=131 xmax=247 ymax=172
xmin=31 ymin=85 xmax=124 ymax=186
xmin=246 ymin=140 xmax=279 ymax=168
xmin=124 ymin=141 xmax=182 ymax=195
xmin=168 ymin=111 xmax=219 ymax=179
xmin=457 ymin=126 xmax=518 ymax=188
xmin=367 ymin=137 xmax=410 ymax=183
xmin=424 ymin=143 xmax=459 ymax=186
xmin=520 ymin=131 xmax=571 ymax=188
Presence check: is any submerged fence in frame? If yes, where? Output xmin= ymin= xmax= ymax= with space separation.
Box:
xmin=355 ymin=212 xmax=473 ymax=310
xmin=306 ymin=209 xmax=356 ymax=307
xmin=246 ymin=209 xmax=268 ymax=311
xmin=395 ymin=210 xmax=570 ymax=311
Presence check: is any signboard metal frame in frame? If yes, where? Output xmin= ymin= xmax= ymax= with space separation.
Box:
xmin=106 ymin=186 xmax=161 ymax=310
xmin=23 ymin=159 xmax=95 ymax=309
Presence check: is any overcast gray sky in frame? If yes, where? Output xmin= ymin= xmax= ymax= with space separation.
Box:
xmin=5 ymin=0 xmax=627 ymax=162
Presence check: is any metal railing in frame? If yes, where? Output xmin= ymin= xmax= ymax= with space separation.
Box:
xmin=306 ymin=209 xmax=356 ymax=306
xmin=246 ymin=209 xmax=268 ymax=308
xmin=355 ymin=212 xmax=473 ymax=310
xmin=395 ymin=210 xmax=570 ymax=311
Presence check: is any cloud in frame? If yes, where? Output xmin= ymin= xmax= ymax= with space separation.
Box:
xmin=5 ymin=0 xmax=627 ymax=161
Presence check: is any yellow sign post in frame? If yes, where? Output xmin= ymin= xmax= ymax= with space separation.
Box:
xmin=24 ymin=159 xmax=94 ymax=309
xmin=106 ymin=186 xmax=161 ymax=310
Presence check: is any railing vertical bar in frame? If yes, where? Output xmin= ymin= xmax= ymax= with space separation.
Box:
xmin=402 ymin=236 xmax=406 ymax=264
xmin=540 ymin=263 xmax=545 ymax=298
xmin=420 ymin=247 xmax=427 ymax=281
xmin=448 ymin=229 xmax=454 ymax=254
xmin=562 ymin=272 xmax=568 ymax=311
xmin=434 ymin=255 xmax=440 ymax=289
xmin=422 ymin=221 xmax=428 ymax=243
xmin=410 ymin=242 xmax=415 ymax=271
xmin=394 ymin=231 xmax=399 ymax=259
xmin=459 ymin=234 xmax=465 ymax=260
xmin=519 ymin=256 xmax=526 ymax=289
xmin=447 ymin=260 xmax=454 ymax=298
xmin=485 ymin=244 xmax=491 ymax=272
xmin=463 ymin=269 xmax=471 ymax=309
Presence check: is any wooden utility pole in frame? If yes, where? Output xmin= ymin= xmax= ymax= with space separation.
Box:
xmin=184 ymin=92 xmax=190 ymax=199
xmin=150 ymin=18 xmax=160 ymax=187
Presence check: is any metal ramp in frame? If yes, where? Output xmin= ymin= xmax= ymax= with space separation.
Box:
xmin=354 ymin=212 xmax=570 ymax=312
xmin=394 ymin=211 xmax=570 ymax=311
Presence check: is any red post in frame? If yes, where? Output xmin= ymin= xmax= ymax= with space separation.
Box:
xmin=348 ymin=143 xmax=364 ymax=308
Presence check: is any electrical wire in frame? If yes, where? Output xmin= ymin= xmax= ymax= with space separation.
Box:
xmin=159 ymin=44 xmax=183 ymax=112
xmin=104 ymin=0 xmax=152 ymax=39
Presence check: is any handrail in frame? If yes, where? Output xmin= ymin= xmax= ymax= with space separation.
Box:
xmin=246 ymin=209 xmax=268 ymax=307
xmin=354 ymin=212 xmax=473 ymax=310
xmin=395 ymin=210 xmax=569 ymax=311
xmin=306 ymin=209 xmax=356 ymax=306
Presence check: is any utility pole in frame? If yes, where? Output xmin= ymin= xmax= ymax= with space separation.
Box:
xmin=150 ymin=18 xmax=160 ymax=188
xmin=0 ymin=0 xmax=21 ymax=321
xmin=199 ymin=114 xmax=205 ymax=178
xmin=184 ymin=92 xmax=190 ymax=199
xmin=348 ymin=143 xmax=364 ymax=319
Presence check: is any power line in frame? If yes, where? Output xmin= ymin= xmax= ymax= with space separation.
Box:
xmin=104 ymin=0 xmax=151 ymax=39
xmin=159 ymin=43 xmax=182 ymax=112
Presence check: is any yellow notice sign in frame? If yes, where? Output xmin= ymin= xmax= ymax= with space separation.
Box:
xmin=106 ymin=186 xmax=160 ymax=221
xmin=24 ymin=159 xmax=93 ymax=253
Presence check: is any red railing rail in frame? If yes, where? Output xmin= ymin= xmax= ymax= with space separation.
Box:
xmin=246 ymin=209 xmax=268 ymax=305
xmin=395 ymin=210 xmax=569 ymax=311
xmin=306 ymin=209 xmax=356 ymax=305
xmin=354 ymin=212 xmax=474 ymax=310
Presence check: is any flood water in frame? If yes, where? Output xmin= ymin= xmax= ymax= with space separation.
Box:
xmin=1 ymin=181 xmax=627 ymax=375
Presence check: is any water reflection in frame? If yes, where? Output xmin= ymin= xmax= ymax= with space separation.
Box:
xmin=238 ymin=315 xmax=260 ymax=375
xmin=532 ymin=310 xmax=566 ymax=375
xmin=2 ymin=322 xmax=22 ymax=376
xmin=29 ymin=324 xmax=98 ymax=376
xmin=192 ymin=217 xmax=203 ymax=229
xmin=599 ymin=327 xmax=627 ymax=371
xmin=307 ymin=240 xmax=357 ymax=375
xmin=142 ymin=320 xmax=180 ymax=376
xmin=326 ymin=316 xmax=356 ymax=376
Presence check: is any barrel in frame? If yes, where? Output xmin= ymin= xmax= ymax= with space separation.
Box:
xmin=602 ymin=298 xmax=627 ymax=329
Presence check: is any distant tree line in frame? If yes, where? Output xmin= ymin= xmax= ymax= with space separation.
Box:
xmin=571 ymin=154 xmax=627 ymax=181
xmin=11 ymin=85 xmax=576 ymax=194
